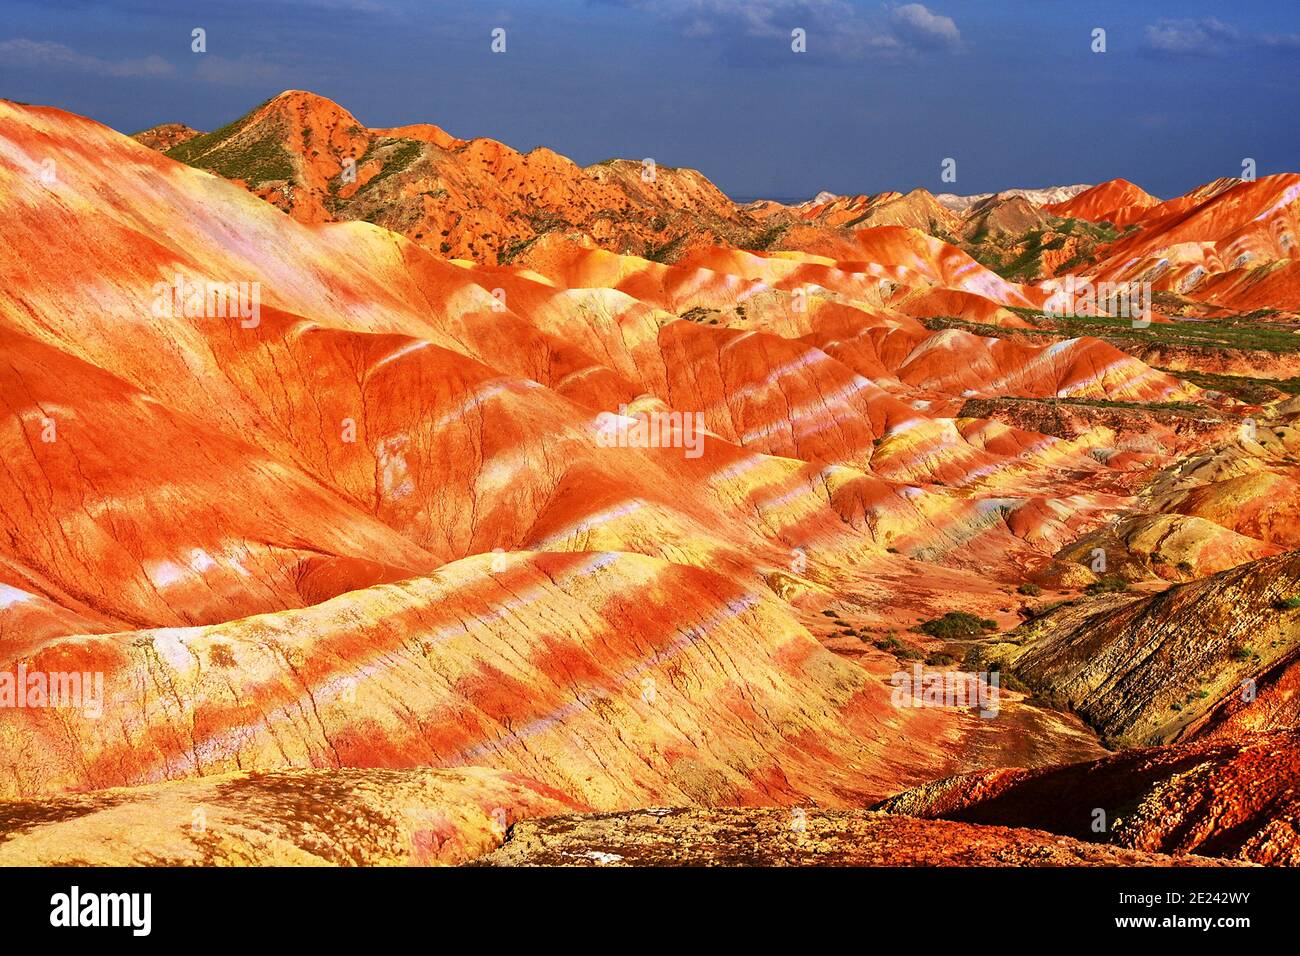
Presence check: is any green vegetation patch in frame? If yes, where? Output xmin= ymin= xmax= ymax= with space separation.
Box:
xmin=356 ymin=137 xmax=424 ymax=194
xmin=198 ymin=136 xmax=295 ymax=187
xmin=1157 ymin=367 xmax=1300 ymax=404
xmin=645 ymin=233 xmax=687 ymax=263
xmin=742 ymin=223 xmax=788 ymax=251
xmin=872 ymin=634 xmax=926 ymax=660
xmin=1084 ymin=577 xmax=1130 ymax=596
xmin=922 ymin=311 xmax=1300 ymax=357
xmin=958 ymin=390 xmax=1211 ymax=418
xmin=995 ymin=228 xmax=1046 ymax=282
xmin=1025 ymin=599 xmax=1074 ymax=619
xmin=917 ymin=611 xmax=998 ymax=640
xmin=163 ymin=101 xmax=295 ymax=188
xmin=164 ymin=99 xmax=270 ymax=164
xmin=498 ymin=234 xmax=541 ymax=265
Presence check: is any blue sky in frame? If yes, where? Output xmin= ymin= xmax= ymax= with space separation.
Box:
xmin=1 ymin=1 xmax=1297 ymax=199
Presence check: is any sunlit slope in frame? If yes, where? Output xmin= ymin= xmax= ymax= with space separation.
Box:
xmin=0 ymin=552 xmax=973 ymax=806
xmin=0 ymin=97 xmax=1208 ymax=634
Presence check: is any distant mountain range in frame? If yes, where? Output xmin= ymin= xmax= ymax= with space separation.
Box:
xmin=934 ymin=183 xmax=1093 ymax=212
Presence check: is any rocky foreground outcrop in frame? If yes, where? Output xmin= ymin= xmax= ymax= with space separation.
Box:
xmin=0 ymin=766 xmax=584 ymax=866
xmin=0 ymin=773 xmax=1245 ymax=867
xmin=1007 ymin=551 xmax=1300 ymax=745
xmin=476 ymin=807 xmax=1240 ymax=867
xmin=874 ymin=731 xmax=1300 ymax=865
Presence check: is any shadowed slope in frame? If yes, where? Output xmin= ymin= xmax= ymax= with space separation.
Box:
xmin=1009 ymin=551 xmax=1300 ymax=746
xmin=875 ymin=731 xmax=1300 ymax=865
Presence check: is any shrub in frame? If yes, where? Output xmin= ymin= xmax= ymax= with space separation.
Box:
xmin=917 ymin=611 xmax=998 ymax=640
xmin=1017 ymin=583 xmax=1042 ymax=597
xmin=1027 ymin=599 xmax=1072 ymax=619
xmin=994 ymin=670 xmax=1032 ymax=695
xmin=872 ymin=635 xmax=925 ymax=660
xmin=1085 ymin=577 xmax=1129 ymax=596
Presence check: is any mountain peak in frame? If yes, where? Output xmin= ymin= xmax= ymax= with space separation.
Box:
xmin=139 ymin=91 xmax=752 ymax=263
xmin=1045 ymin=178 xmax=1160 ymax=224
xmin=254 ymin=89 xmax=365 ymax=129
xmin=130 ymin=122 xmax=202 ymax=152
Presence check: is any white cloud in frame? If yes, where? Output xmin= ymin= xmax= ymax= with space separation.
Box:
xmin=1143 ymin=18 xmax=1300 ymax=56
xmin=1143 ymin=18 xmax=1239 ymax=55
xmin=0 ymin=39 xmax=175 ymax=77
xmin=889 ymin=3 xmax=961 ymax=51
xmin=602 ymin=0 xmax=961 ymax=59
